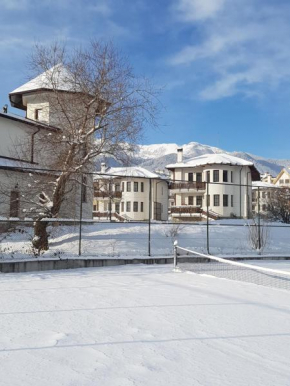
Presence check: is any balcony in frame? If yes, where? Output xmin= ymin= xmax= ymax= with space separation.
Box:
xmin=169 ymin=182 xmax=206 ymax=192
xmin=170 ymin=206 xmax=202 ymax=214
xmin=170 ymin=205 xmax=219 ymax=220
xmin=94 ymin=191 xmax=122 ymax=199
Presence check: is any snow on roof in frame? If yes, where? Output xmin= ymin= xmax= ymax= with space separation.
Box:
xmin=166 ymin=153 xmax=254 ymax=169
xmin=94 ymin=166 xmax=161 ymax=179
xmin=10 ymin=64 xmax=75 ymax=95
xmin=0 ymin=157 xmax=37 ymax=169
xmin=252 ymin=181 xmax=276 ymax=189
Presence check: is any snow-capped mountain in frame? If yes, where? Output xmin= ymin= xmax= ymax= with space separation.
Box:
xmin=99 ymin=141 xmax=290 ymax=177
xmin=130 ymin=142 xmax=290 ymax=177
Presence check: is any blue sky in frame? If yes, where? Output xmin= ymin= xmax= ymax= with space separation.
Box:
xmin=1 ymin=0 xmax=290 ymax=159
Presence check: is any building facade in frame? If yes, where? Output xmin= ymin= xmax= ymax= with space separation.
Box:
xmin=0 ymin=66 xmax=93 ymax=220
xmin=93 ymin=164 xmax=168 ymax=221
xmin=252 ymin=168 xmax=290 ymax=216
xmin=166 ymin=149 xmax=260 ymax=221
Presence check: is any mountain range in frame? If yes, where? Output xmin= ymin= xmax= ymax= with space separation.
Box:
xmin=129 ymin=142 xmax=290 ymax=177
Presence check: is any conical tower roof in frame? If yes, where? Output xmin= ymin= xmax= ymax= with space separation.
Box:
xmin=9 ymin=64 xmax=76 ymax=110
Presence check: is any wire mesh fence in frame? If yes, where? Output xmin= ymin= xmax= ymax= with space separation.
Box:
xmin=0 ymin=166 xmax=289 ymax=260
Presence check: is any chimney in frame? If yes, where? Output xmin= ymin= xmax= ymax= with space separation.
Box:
xmin=101 ymin=162 xmax=106 ymax=173
xmin=177 ymin=148 xmax=183 ymax=163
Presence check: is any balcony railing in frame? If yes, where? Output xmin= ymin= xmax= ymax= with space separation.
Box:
xmin=94 ymin=191 xmax=122 ymax=199
xmin=169 ymin=182 xmax=206 ymax=191
xmin=170 ymin=206 xmax=202 ymax=214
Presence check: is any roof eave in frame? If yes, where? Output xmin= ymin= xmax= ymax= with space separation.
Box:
xmin=0 ymin=112 xmax=60 ymax=132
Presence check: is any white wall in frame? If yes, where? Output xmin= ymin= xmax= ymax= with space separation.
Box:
xmin=0 ymin=117 xmax=33 ymax=161
xmin=170 ymin=165 xmax=252 ymax=218
xmin=23 ymin=94 xmax=50 ymax=124
xmin=94 ymin=177 xmax=168 ymax=221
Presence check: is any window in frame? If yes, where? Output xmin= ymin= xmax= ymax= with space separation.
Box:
xmin=262 ymin=204 xmax=266 ymax=211
xmin=286 ymin=179 xmax=290 ymax=184
xmin=262 ymin=192 xmax=266 ymax=198
xmin=133 ymin=201 xmax=138 ymax=212
xmin=231 ymin=195 xmax=233 ymax=207
xmin=10 ymin=190 xmax=20 ymax=218
xmin=213 ymin=170 xmax=219 ymax=182
xmin=34 ymin=108 xmax=42 ymax=120
xmin=214 ymin=195 xmax=220 ymax=206
xmin=121 ymin=202 xmax=124 ymax=212
xmin=82 ymin=176 xmax=87 ymax=203
xmin=126 ymin=201 xmax=131 ymax=212
xmin=223 ymin=170 xmax=228 ymax=182
xmin=231 ymin=171 xmax=233 ymax=183
xmin=115 ymin=203 xmax=120 ymax=213
xmin=121 ymin=182 xmax=125 ymax=192
xmin=196 ymin=173 xmax=202 ymax=182
xmin=196 ymin=196 xmax=202 ymax=206
xmin=93 ymin=205 xmax=96 ymax=211
xmin=141 ymin=182 xmax=144 ymax=192
xmin=206 ymin=171 xmax=210 ymax=182
xmin=280 ymin=180 xmax=284 ymax=184
xmin=188 ymin=173 xmax=193 ymax=182
xmin=134 ymin=182 xmax=138 ymax=192
xmin=127 ymin=182 xmax=131 ymax=192
xmin=188 ymin=196 xmax=193 ymax=205
xmin=223 ymin=194 xmax=228 ymax=207
xmin=115 ymin=183 xmax=120 ymax=192
xmin=141 ymin=202 xmax=144 ymax=212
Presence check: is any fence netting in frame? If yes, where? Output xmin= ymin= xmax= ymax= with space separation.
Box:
xmin=175 ymin=246 xmax=290 ymax=291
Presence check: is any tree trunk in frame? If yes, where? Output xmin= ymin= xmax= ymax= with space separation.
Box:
xmin=33 ymin=220 xmax=49 ymax=253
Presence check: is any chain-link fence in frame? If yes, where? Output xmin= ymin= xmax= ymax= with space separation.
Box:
xmin=0 ymin=165 xmax=289 ymax=260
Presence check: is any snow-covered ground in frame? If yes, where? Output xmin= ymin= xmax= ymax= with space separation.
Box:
xmin=0 ymin=220 xmax=290 ymax=260
xmin=0 ymin=264 xmax=290 ymax=386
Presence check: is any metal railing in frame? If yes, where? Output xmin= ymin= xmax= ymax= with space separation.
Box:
xmin=169 ymin=182 xmax=206 ymax=190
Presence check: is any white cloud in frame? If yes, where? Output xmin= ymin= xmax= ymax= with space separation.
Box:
xmin=0 ymin=0 xmax=28 ymax=9
xmin=170 ymin=0 xmax=290 ymax=100
xmin=175 ymin=0 xmax=227 ymax=21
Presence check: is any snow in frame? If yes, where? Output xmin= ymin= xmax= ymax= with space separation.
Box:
xmin=0 ymin=264 xmax=290 ymax=386
xmin=1 ymin=220 xmax=290 ymax=261
xmin=136 ymin=141 xmax=223 ymax=160
xmin=252 ymin=181 xmax=276 ymax=188
xmin=0 ymin=157 xmax=36 ymax=169
xmin=10 ymin=64 xmax=76 ymax=95
xmin=166 ymin=153 xmax=254 ymax=169
xmin=95 ymin=166 xmax=161 ymax=179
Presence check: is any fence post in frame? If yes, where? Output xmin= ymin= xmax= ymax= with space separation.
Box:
xmin=78 ymin=173 xmax=84 ymax=256
xmin=174 ymin=240 xmax=178 ymax=268
xmin=257 ymin=186 xmax=261 ymax=251
xmin=148 ymin=178 xmax=152 ymax=257
xmin=206 ymin=181 xmax=210 ymax=254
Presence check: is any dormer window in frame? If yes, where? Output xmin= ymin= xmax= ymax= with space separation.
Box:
xmin=34 ymin=108 xmax=42 ymax=120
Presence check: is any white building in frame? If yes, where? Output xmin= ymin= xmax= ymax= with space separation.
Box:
xmin=252 ymin=168 xmax=290 ymax=216
xmin=274 ymin=168 xmax=290 ymax=187
xmin=0 ymin=66 xmax=93 ymax=220
xmin=166 ymin=149 xmax=260 ymax=221
xmin=252 ymin=181 xmax=275 ymax=215
xmin=93 ymin=164 xmax=168 ymax=221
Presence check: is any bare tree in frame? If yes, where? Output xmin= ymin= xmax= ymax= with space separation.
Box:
xmin=164 ymin=224 xmax=185 ymax=249
xmin=5 ymin=41 xmax=159 ymax=252
xmin=267 ymin=187 xmax=290 ymax=224
xmin=247 ymin=219 xmax=270 ymax=254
